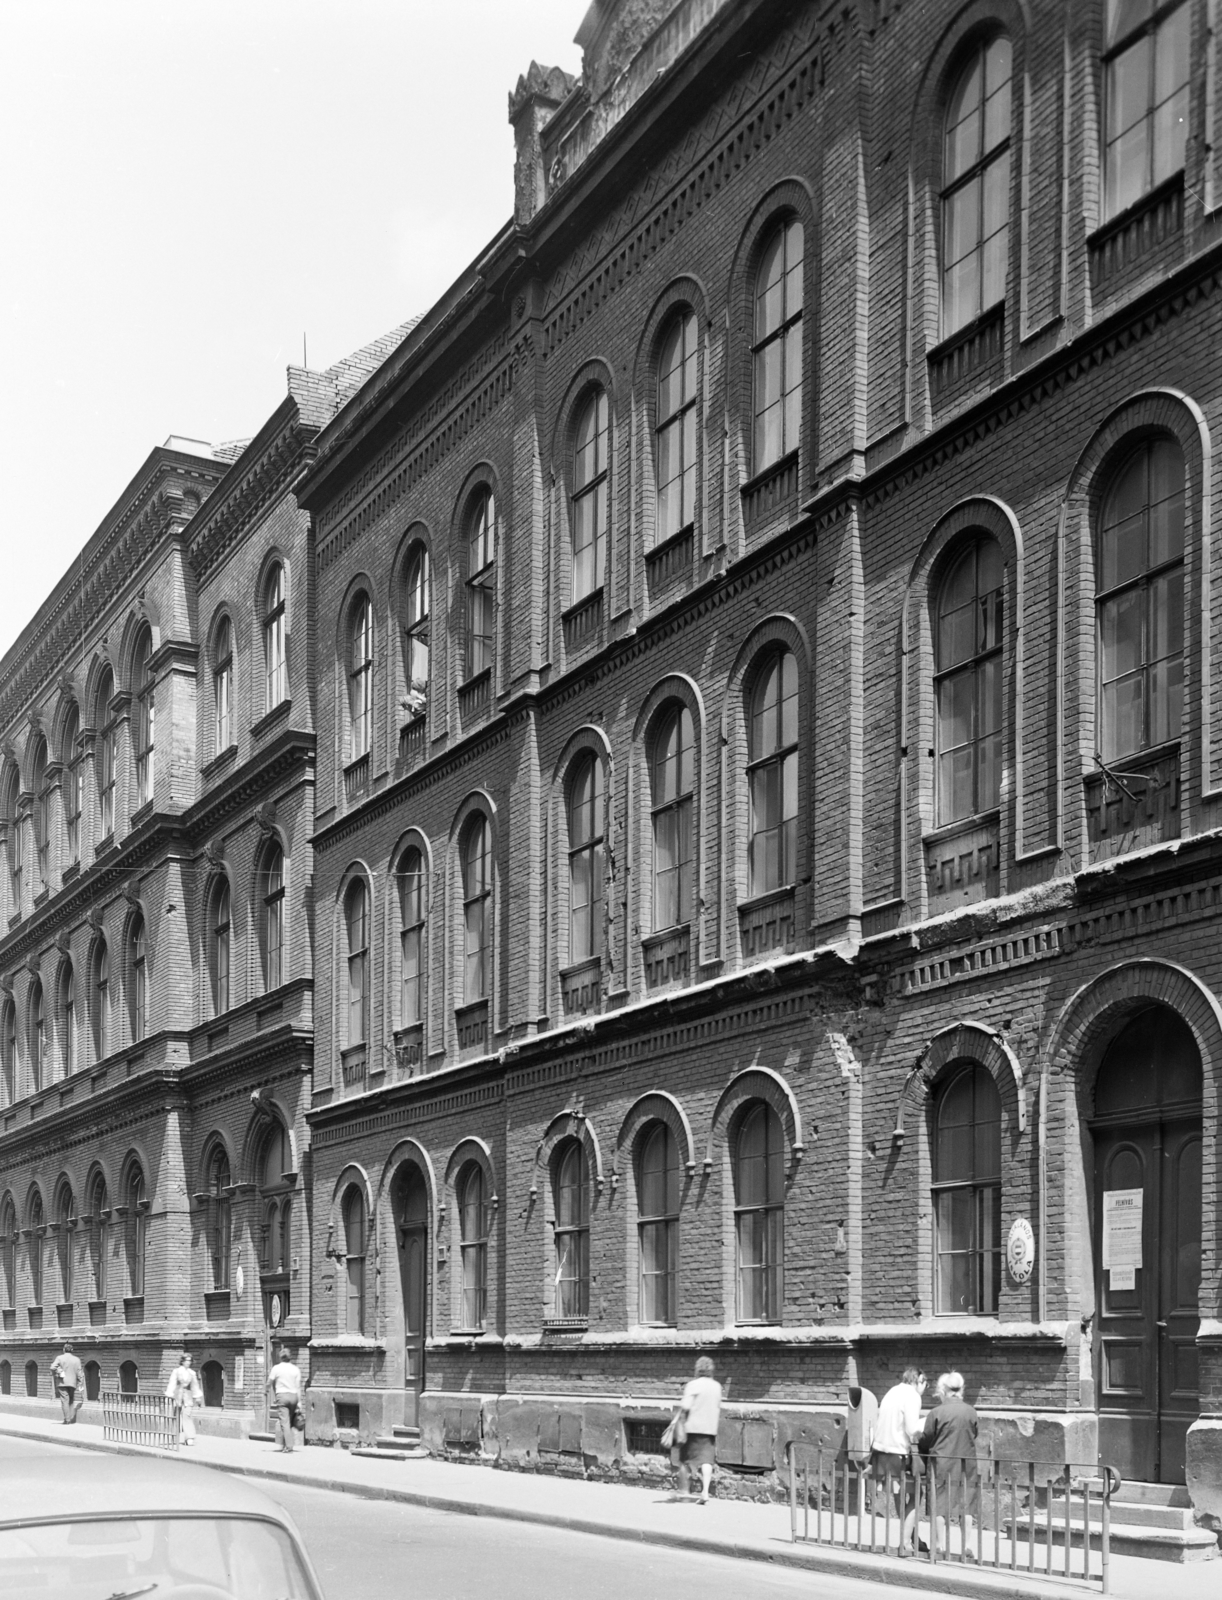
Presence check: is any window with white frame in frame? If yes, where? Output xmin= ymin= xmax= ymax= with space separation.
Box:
xmin=124 ymin=1167 xmax=146 ymax=1298
xmin=259 ymin=1123 xmax=293 ymax=1276
xmin=552 ymin=1138 xmax=588 ymax=1320
xmin=344 ymin=881 xmax=369 ymax=1048
xmin=58 ymin=962 xmax=74 ymax=1079
xmin=207 ymin=1146 xmax=231 ymax=1292
xmin=348 ymin=596 xmax=373 ymax=762
xmin=935 ymin=537 xmax=1004 ymax=826
xmin=656 ymin=309 xmax=698 ymax=543
xmin=398 ymin=847 xmax=425 ymax=1027
xmin=650 ymin=705 xmax=694 ymax=932
xmin=214 ymin=617 xmax=233 ymax=753
xmin=0 ymin=1002 xmax=13 ymax=1103
xmin=461 ymin=817 xmax=492 ymax=1005
xmin=209 ymin=881 xmax=230 ymax=1017
xmin=734 ymin=1102 xmax=784 ymax=1323
xmin=402 ymin=545 xmax=430 ymax=719
xmin=92 ymin=937 xmax=109 ymax=1061
xmin=941 ymin=36 xmax=1012 ymax=337
xmin=747 ymin=650 xmax=798 ymax=895
xmin=87 ymin=1174 xmax=107 ymax=1301
xmin=752 ymin=218 xmax=803 ymax=473
xmin=458 ymin=1162 xmax=488 ymax=1331
xmin=638 ymin=1122 xmax=679 ymax=1326
xmin=342 ymin=1186 xmax=366 ymax=1334
xmin=56 ymin=1185 xmax=73 ymax=1303
xmin=28 ymin=981 xmax=44 ymax=1093
xmin=264 ymin=562 xmax=288 ymax=710
xmin=571 ymin=389 xmax=609 ymax=603
xmin=258 ymin=841 xmax=285 ymax=994
xmin=30 ymin=737 xmax=48 ymax=891
xmin=27 ymin=1190 xmax=44 ymax=1307
xmin=96 ymin=669 xmax=116 ymax=840
xmin=932 ymin=1062 xmax=1001 ymax=1315
xmin=129 ymin=915 xmax=147 ymax=1042
xmin=465 ymin=491 xmax=496 ymax=681
xmin=1104 ymin=0 xmax=1189 ymax=220
xmin=61 ymin=705 xmax=81 ymax=865
xmin=567 ymin=755 xmax=604 ymax=967
xmin=133 ymin=630 xmax=155 ymax=808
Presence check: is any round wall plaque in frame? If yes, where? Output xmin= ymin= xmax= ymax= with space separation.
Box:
xmin=270 ymin=1292 xmax=283 ymax=1327
xmin=1007 ymin=1217 xmax=1035 ymax=1284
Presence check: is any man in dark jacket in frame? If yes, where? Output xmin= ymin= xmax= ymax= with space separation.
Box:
xmin=919 ymin=1372 xmax=979 ymax=1560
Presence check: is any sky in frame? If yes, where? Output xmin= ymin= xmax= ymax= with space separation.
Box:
xmin=0 ymin=0 xmax=584 ymax=659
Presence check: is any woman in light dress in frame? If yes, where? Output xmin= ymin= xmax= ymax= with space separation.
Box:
xmin=165 ymin=1350 xmax=204 ymax=1445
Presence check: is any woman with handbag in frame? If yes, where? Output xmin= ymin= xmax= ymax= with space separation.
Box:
xmin=666 ymin=1355 xmax=722 ymax=1502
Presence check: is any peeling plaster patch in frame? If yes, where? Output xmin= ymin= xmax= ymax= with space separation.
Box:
xmin=827 ymin=1031 xmax=860 ymax=1079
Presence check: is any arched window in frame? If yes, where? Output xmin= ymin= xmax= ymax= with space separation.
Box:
xmin=638 ymin=1123 xmax=679 ymax=1326
xmin=264 ymin=563 xmax=288 ymax=710
xmin=398 ymin=847 xmax=425 ymax=1027
xmin=258 ymin=841 xmax=285 ymax=994
xmin=571 ymin=389 xmax=609 ymax=602
xmin=458 ymin=1162 xmax=488 ymax=1331
xmin=935 ymin=536 xmax=1004 ymax=826
xmin=461 ymin=817 xmax=492 ymax=1005
xmin=941 ymin=36 xmax=1012 ymax=337
xmin=734 ymin=1103 xmax=784 ymax=1323
xmin=342 ymin=1187 xmax=366 ymax=1335
xmin=1097 ymin=438 xmax=1184 ymax=763
xmin=0 ymin=1197 xmax=15 ymax=1309
xmin=932 ymin=1062 xmax=1001 ymax=1315
xmin=651 ymin=706 xmax=694 ymax=932
xmin=4 ymin=767 xmax=21 ymax=916
xmin=1 ymin=1001 xmax=15 ymax=1104
xmin=402 ymin=545 xmax=430 ymax=718
xmin=465 ymin=491 xmax=496 ymax=681
xmin=30 ymin=736 xmax=48 ymax=890
xmin=0 ymin=1361 xmax=8 ymax=1395
xmin=656 ymin=309 xmax=698 ymax=542
xmin=259 ymin=1123 xmax=293 ymax=1276
xmin=24 ymin=1360 xmax=39 ymax=1397
xmin=61 ymin=704 xmax=81 ymax=865
xmin=344 ymin=881 xmax=369 ymax=1047
xmin=124 ymin=1167 xmax=146 ymax=1298
xmin=747 ymin=651 xmax=798 ymax=895
xmin=56 ymin=1185 xmax=73 ymax=1303
xmin=1104 ymin=1 xmax=1189 ymax=220
xmin=348 ymin=596 xmax=373 ymax=762
xmin=96 ymin=667 xmax=116 ymax=839
xmin=208 ymin=1147 xmax=231 ymax=1291
xmin=92 ymin=937 xmax=109 ymax=1061
xmin=214 ymin=617 xmax=233 ymax=754
xmin=84 ymin=1361 xmax=100 ymax=1401
xmin=59 ymin=962 xmax=75 ymax=1079
xmin=552 ymin=1139 xmax=588 ymax=1320
xmin=129 ymin=914 xmax=147 ymax=1042
xmin=209 ymin=881 xmax=231 ymax=1018
xmin=118 ymin=1360 xmax=138 ymax=1395
xmin=87 ymin=1174 xmax=107 ymax=1302
xmin=28 ymin=1190 xmax=44 ymax=1307
xmin=133 ymin=630 xmax=155 ymax=808
xmin=752 ymin=217 xmax=804 ymax=473
xmin=567 ymin=756 xmax=604 ymax=966
xmin=28 ymin=980 xmax=45 ymax=1092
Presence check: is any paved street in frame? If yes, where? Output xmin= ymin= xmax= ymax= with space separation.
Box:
xmin=0 ymin=1432 xmax=957 ymax=1600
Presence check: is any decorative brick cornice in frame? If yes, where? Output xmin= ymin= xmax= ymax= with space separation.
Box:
xmin=188 ymin=409 xmax=317 ymax=581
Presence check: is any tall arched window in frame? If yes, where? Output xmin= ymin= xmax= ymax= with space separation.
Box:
xmin=124 ymin=1167 xmax=146 ymax=1298
xmin=571 ymin=389 xmax=609 ymax=602
xmin=214 ymin=617 xmax=233 ymax=753
xmin=209 ymin=881 xmax=231 ymax=1017
xmin=96 ymin=667 xmax=116 ymax=840
xmin=552 ymin=1139 xmax=588 ymax=1320
xmin=348 ymin=596 xmax=373 ymax=762
xmin=87 ymin=1174 xmax=107 ymax=1301
xmin=935 ymin=536 xmax=1004 ymax=827
xmin=398 ymin=847 xmax=425 ymax=1027
xmin=342 ymin=1186 xmax=366 ymax=1335
xmin=344 ymin=881 xmax=369 ymax=1047
xmin=638 ymin=1123 xmax=679 ymax=1326
xmin=752 ymin=217 xmax=803 ymax=473
xmin=129 ymin=914 xmax=147 ymax=1042
xmin=1104 ymin=1 xmax=1189 ymax=220
xmin=264 ymin=563 xmax=288 ymax=709
xmin=133 ymin=630 xmax=155 ymax=808
xmin=59 ymin=962 xmax=75 ymax=1079
xmin=747 ymin=651 xmax=798 ymax=895
xmin=260 ymin=1123 xmax=293 ymax=1276
xmin=941 ymin=36 xmax=1012 ymax=337
xmin=465 ymin=491 xmax=496 ymax=681
xmin=208 ymin=1147 xmax=231 ymax=1291
xmin=28 ymin=981 xmax=45 ymax=1092
xmin=92 ymin=937 xmax=109 ymax=1061
xmin=932 ymin=1063 xmax=1001 ymax=1315
xmin=1 ymin=1000 xmax=15 ymax=1104
xmin=4 ymin=767 xmax=21 ymax=916
xmin=734 ymin=1103 xmax=784 ymax=1324
xmin=258 ymin=841 xmax=285 ymax=994
xmin=461 ymin=817 xmax=492 ymax=1005
xmin=651 ymin=706 xmax=694 ymax=931
xmin=61 ymin=705 xmax=81 ymax=866
xmin=0 ymin=1196 xmax=15 ymax=1309
xmin=30 ymin=736 xmax=49 ymax=890
xmin=567 ymin=756 xmax=604 ymax=967
xmin=657 ymin=309 xmax=698 ymax=542
xmin=1097 ymin=438 xmax=1184 ymax=763
xmin=56 ymin=1185 xmax=73 ymax=1303
xmin=458 ymin=1163 xmax=488 ymax=1331
xmin=28 ymin=1191 xmax=44 ymax=1308
xmin=402 ymin=545 xmax=430 ymax=717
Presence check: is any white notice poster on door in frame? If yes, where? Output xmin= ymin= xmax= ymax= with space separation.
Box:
xmin=1103 ymin=1188 xmax=1143 ymax=1269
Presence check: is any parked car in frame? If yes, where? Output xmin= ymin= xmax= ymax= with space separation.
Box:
xmin=0 ymin=1451 xmax=325 ymax=1599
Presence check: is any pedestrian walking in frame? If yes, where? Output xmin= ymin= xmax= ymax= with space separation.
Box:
xmin=670 ymin=1354 xmax=721 ymax=1503
xmin=49 ymin=1343 xmax=85 ymax=1425
xmin=265 ymin=1346 xmax=304 ymax=1453
xmin=870 ymin=1366 xmax=927 ymax=1554
xmin=919 ymin=1371 xmax=979 ymax=1560
xmin=165 ymin=1351 xmax=203 ymax=1446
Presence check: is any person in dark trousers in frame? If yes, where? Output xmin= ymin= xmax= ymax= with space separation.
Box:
xmin=919 ymin=1371 xmax=979 ymax=1560
xmin=265 ymin=1346 xmax=304 ymax=1452
xmin=50 ymin=1343 xmax=85 ymax=1424
xmin=676 ymin=1355 xmax=722 ymax=1503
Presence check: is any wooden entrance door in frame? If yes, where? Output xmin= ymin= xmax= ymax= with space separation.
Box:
xmin=392 ymin=1165 xmax=427 ymax=1427
xmin=1092 ymin=1006 xmax=1202 ymax=1484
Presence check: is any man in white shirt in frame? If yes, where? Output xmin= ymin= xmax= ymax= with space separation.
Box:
xmin=265 ymin=1347 xmax=303 ymax=1453
xmin=50 ymin=1343 xmax=85 ymax=1425
xmin=871 ymin=1367 xmax=927 ymax=1553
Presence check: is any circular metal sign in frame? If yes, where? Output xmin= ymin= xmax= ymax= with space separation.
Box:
xmin=270 ymin=1293 xmax=283 ymax=1327
xmin=1006 ymin=1217 xmax=1035 ymax=1284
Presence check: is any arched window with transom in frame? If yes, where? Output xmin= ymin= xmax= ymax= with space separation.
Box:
xmin=348 ymin=595 xmax=373 ymax=763
xmin=656 ymin=309 xmax=698 ymax=543
xmin=87 ymin=1173 xmax=107 ymax=1302
xmin=941 ymin=36 xmax=1011 ymax=337
xmin=935 ymin=537 xmax=1004 ymax=827
xmin=552 ymin=1139 xmax=588 ymax=1320
xmin=1104 ymin=1 xmax=1189 ymax=221
xmin=734 ymin=1102 xmax=784 ymax=1324
xmin=1096 ymin=438 xmax=1184 ymax=764
xmin=124 ymin=1166 xmax=146 ymax=1298
xmin=465 ymin=491 xmax=496 ymax=682
xmin=461 ymin=817 xmax=492 ymax=1006
xmin=4 ymin=767 xmax=21 ymax=917
xmin=129 ymin=914 xmax=147 ymax=1043
xmin=567 ymin=755 xmax=604 ymax=968
xmin=571 ymin=390 xmax=609 ymax=603
xmin=133 ymin=629 xmax=155 ymax=809
xmin=344 ymin=880 xmax=369 ymax=1048
xmin=752 ymin=218 xmax=803 ymax=473
xmin=95 ymin=667 xmax=116 ymax=840
xmin=398 ymin=847 xmax=425 ymax=1028
xmin=30 ymin=736 xmax=49 ymax=891
xmin=342 ymin=1186 xmax=366 ymax=1335
xmin=207 ymin=1146 xmax=231 ymax=1291
xmin=932 ymin=1062 xmax=1001 ymax=1315
xmin=650 ymin=706 xmax=694 ymax=932
xmin=56 ymin=1185 xmax=73 ymax=1303
xmin=259 ymin=1122 xmax=293 ymax=1278
xmin=747 ymin=651 xmax=798 ymax=895
xmin=214 ymin=617 xmax=233 ymax=754
xmin=638 ymin=1122 xmax=679 ymax=1326
xmin=458 ymin=1162 xmax=488 ymax=1331
xmin=28 ymin=1190 xmax=44 ymax=1308
xmin=1 ymin=1000 xmax=15 ymax=1104
xmin=402 ymin=544 xmax=430 ymax=719
xmin=61 ymin=704 xmax=81 ymax=866
xmin=28 ymin=981 xmax=45 ymax=1093
xmin=91 ymin=936 xmax=109 ymax=1062
xmin=0 ymin=1196 xmax=15 ymax=1310
xmin=59 ymin=962 xmax=75 ymax=1079
xmin=209 ymin=880 xmax=231 ymax=1018
xmin=264 ymin=563 xmax=288 ymax=710
xmin=257 ymin=840 xmax=285 ymax=994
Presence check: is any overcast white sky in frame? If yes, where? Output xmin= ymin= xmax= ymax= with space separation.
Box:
xmin=0 ymin=1 xmax=583 ymax=659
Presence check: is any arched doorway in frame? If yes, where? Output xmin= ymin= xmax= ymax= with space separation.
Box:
xmin=1092 ymin=1005 xmax=1202 ymax=1484
xmin=390 ymin=1164 xmax=428 ymax=1425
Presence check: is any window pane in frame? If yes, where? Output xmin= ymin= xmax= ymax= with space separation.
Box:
xmin=944 ymin=55 xmax=983 ymax=184
xmin=1107 ymin=0 xmax=1154 ymax=49
xmin=1100 ymin=588 xmax=1144 ymax=683
xmin=1106 ymin=109 xmax=1149 ymax=218
xmin=982 ymin=37 xmax=1012 ymax=149
xmin=1149 ymin=652 xmax=1184 ymax=746
xmin=754 ymin=231 xmax=785 ymax=342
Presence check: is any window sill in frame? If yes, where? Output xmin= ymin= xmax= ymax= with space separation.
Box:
xmin=130 ymin=800 xmax=153 ymax=830
xmin=252 ymin=699 xmax=292 ymax=741
xmin=740 ymin=452 xmax=799 ymax=527
xmin=61 ymin=862 xmax=80 ymax=885
xmin=922 ymin=808 xmax=1001 ymax=848
xmin=644 ymin=523 xmax=694 ymax=589
xmin=928 ymin=302 xmax=1005 ymax=399
xmin=1089 ymin=170 xmax=1183 ymax=288
xmin=94 ymin=834 xmax=116 ymax=862
xmin=204 ymin=1289 xmax=231 ymax=1320
xmin=457 ymin=670 xmax=492 ymax=722
xmin=201 ymin=743 xmax=239 ymax=781
xmin=562 ymin=587 xmax=604 ymax=653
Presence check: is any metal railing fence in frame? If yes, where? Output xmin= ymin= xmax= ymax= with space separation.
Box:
xmin=785 ymin=1444 xmax=1121 ymax=1593
xmin=101 ymin=1390 xmax=179 ymax=1450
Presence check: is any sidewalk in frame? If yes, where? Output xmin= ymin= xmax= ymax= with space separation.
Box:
xmin=0 ymin=1407 xmax=1215 ymax=1600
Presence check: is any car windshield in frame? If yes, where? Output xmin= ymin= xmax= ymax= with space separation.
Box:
xmin=0 ymin=1513 xmax=318 ymax=1600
